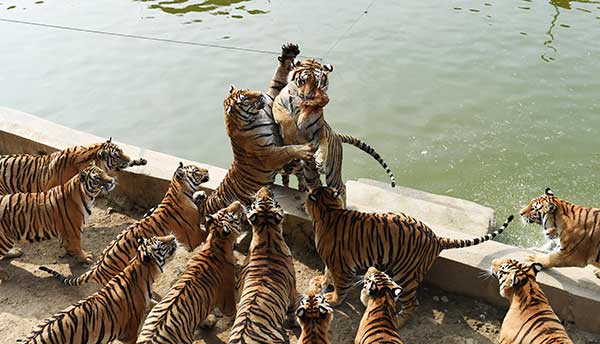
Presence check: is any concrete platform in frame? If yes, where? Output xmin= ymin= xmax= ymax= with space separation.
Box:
xmin=1 ymin=106 xmax=600 ymax=334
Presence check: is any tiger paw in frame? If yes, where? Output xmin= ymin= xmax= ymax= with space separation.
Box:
xmin=199 ymin=314 xmax=219 ymax=329
xmin=280 ymin=43 xmax=300 ymax=60
xmin=5 ymin=247 xmax=23 ymax=259
xmin=526 ymin=254 xmax=541 ymax=264
xmin=129 ymin=157 xmax=147 ymax=167
xmin=323 ymin=291 xmax=341 ymax=307
xmin=295 ymin=144 xmax=316 ymax=161
xmin=79 ymin=252 xmax=94 ymax=265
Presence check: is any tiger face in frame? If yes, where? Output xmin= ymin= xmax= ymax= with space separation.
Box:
xmin=205 ymin=201 xmax=243 ymax=241
xmin=78 ymin=164 xmax=115 ymax=196
xmin=247 ymin=187 xmax=284 ymax=226
xmin=224 ymin=85 xmax=266 ymax=127
xmin=138 ymin=235 xmax=178 ymax=272
xmin=305 ymin=187 xmax=344 ymax=217
xmin=97 ymin=138 xmax=133 ymax=171
xmin=360 ymin=267 xmax=403 ymax=307
xmin=174 ymin=162 xmax=210 ymax=193
xmin=520 ymin=188 xmax=560 ymax=239
xmin=289 ymin=59 xmax=333 ymax=99
xmin=491 ymin=258 xmax=542 ymax=298
xmin=296 ymin=291 xmax=333 ymax=325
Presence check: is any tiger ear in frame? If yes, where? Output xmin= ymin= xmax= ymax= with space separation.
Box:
xmin=296 ymin=307 xmax=305 ymax=318
xmin=97 ymin=150 xmax=107 ymax=160
xmin=368 ymin=283 xmax=378 ymax=296
xmin=392 ymin=287 xmax=403 ymax=299
xmin=308 ymin=193 xmax=318 ymax=201
xmin=318 ymin=305 xmax=329 ymax=315
xmin=226 ymin=105 xmax=233 ymax=116
xmin=107 ymin=137 xmax=112 ymax=143
xmin=532 ymin=263 xmax=543 ymax=274
xmin=79 ymin=170 xmax=86 ymax=180
xmin=323 ymin=64 xmax=334 ymax=72
xmin=332 ymin=190 xmax=340 ymax=199
xmin=205 ymin=214 xmax=216 ymax=226
xmin=229 ymin=84 xmax=235 ymax=94
xmin=548 ymin=203 xmax=557 ymax=212
xmin=545 ymin=188 xmax=554 ymax=196
xmin=175 ymin=163 xmax=185 ymax=179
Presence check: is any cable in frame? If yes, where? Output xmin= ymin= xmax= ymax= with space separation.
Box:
xmin=324 ymin=0 xmax=378 ymax=60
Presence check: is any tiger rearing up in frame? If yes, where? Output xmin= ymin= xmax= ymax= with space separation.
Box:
xmin=0 ymin=138 xmax=146 ymax=195
xmin=0 ymin=163 xmax=115 ymax=282
xmin=306 ymin=186 xmax=514 ymax=328
xmin=228 ymin=187 xmax=298 ymax=344
xmin=522 ymin=188 xmax=600 ymax=279
xmin=137 ymin=201 xmax=243 ymax=344
xmin=355 ymin=267 xmax=405 ymax=344
xmin=20 ymin=235 xmax=178 ymax=344
xmin=491 ymin=258 xmax=573 ymax=344
xmin=40 ymin=163 xmax=210 ymax=286
xmin=296 ymin=288 xmax=333 ymax=344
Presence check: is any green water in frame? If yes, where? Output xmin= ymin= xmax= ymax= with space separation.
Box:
xmin=1 ymin=0 xmax=600 ymax=247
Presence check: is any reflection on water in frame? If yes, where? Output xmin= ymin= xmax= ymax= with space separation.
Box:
xmin=137 ymin=0 xmax=268 ymax=20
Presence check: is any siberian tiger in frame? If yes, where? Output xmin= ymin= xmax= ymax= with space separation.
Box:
xmin=0 ymin=138 xmax=146 ymax=195
xmin=491 ymin=258 xmax=573 ymax=344
xmin=522 ymin=188 xmax=600 ymax=279
xmin=0 ymin=163 xmax=115 ymax=282
xmin=136 ymin=201 xmax=243 ymax=344
xmin=228 ymin=187 xmax=298 ymax=344
xmin=39 ymin=163 xmax=209 ymax=286
xmin=355 ymin=267 xmax=404 ymax=344
xmin=20 ymin=235 xmax=178 ymax=344
xmin=296 ymin=288 xmax=333 ymax=344
xmin=306 ymin=186 xmax=514 ymax=328
xmin=273 ymin=59 xmax=396 ymax=201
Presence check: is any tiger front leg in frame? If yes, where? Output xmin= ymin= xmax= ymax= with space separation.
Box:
xmin=527 ymin=250 xmax=585 ymax=269
xmin=268 ymin=43 xmax=300 ymax=99
xmin=62 ymin=239 xmax=93 ymax=265
xmin=262 ymin=144 xmax=316 ymax=171
xmin=314 ymin=135 xmax=329 ymax=175
xmin=323 ymin=270 xmax=355 ymax=307
xmin=395 ymin=286 xmax=418 ymax=329
xmin=128 ymin=157 xmax=147 ymax=167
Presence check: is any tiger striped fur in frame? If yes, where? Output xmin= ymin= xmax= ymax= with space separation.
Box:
xmin=355 ymin=267 xmax=404 ymax=344
xmin=296 ymin=288 xmax=333 ymax=344
xmin=136 ymin=201 xmax=243 ymax=344
xmin=491 ymin=258 xmax=573 ymax=344
xmin=0 ymin=164 xmax=114 ymax=273
xmin=205 ymin=43 xmax=316 ymax=214
xmin=20 ymin=235 xmax=177 ymax=344
xmin=0 ymin=138 xmax=145 ymax=195
xmin=306 ymin=186 xmax=514 ymax=328
xmin=228 ymin=187 xmax=298 ymax=344
xmin=39 ymin=163 xmax=209 ymax=286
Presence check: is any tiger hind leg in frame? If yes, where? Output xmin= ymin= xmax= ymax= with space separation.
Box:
xmin=62 ymin=240 xmax=93 ymax=265
xmin=395 ymin=280 xmax=419 ymax=329
xmin=5 ymin=247 xmax=23 ymax=259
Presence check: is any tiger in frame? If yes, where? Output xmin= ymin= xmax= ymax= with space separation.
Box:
xmin=305 ymin=186 xmax=514 ymax=328
xmin=20 ymin=235 xmax=178 ymax=344
xmin=228 ymin=187 xmax=298 ymax=344
xmin=0 ymin=137 xmax=146 ymax=195
xmin=491 ymin=258 xmax=573 ymax=344
xmin=39 ymin=163 xmax=210 ymax=286
xmin=136 ymin=201 xmax=243 ymax=344
xmin=272 ymin=59 xmax=396 ymax=201
xmin=296 ymin=288 xmax=333 ymax=344
xmin=522 ymin=188 xmax=600 ymax=279
xmin=355 ymin=267 xmax=404 ymax=344
xmin=0 ymin=163 xmax=115 ymax=283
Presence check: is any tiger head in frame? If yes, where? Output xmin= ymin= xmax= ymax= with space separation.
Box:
xmin=247 ymin=187 xmax=285 ymax=227
xmin=137 ymin=235 xmax=178 ymax=273
xmin=491 ymin=258 xmax=543 ymax=298
xmin=305 ymin=187 xmax=344 ymax=219
xmin=520 ymin=188 xmax=560 ymax=239
xmin=224 ymin=85 xmax=266 ymax=131
xmin=96 ymin=138 xmax=133 ymax=171
xmin=205 ymin=201 xmax=243 ymax=243
xmin=296 ymin=289 xmax=333 ymax=336
xmin=289 ymin=59 xmax=333 ymax=99
xmin=79 ymin=163 xmax=116 ymax=196
xmin=173 ymin=162 xmax=210 ymax=194
xmin=360 ymin=267 xmax=403 ymax=307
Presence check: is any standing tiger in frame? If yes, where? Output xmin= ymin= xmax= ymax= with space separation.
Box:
xmin=272 ymin=59 xmax=396 ymax=201
xmin=0 ymin=163 xmax=115 ymax=283
xmin=0 ymin=138 xmax=146 ymax=195
xmin=355 ymin=267 xmax=404 ymax=344
xmin=306 ymin=186 xmax=514 ymax=328
xmin=137 ymin=201 xmax=243 ymax=344
xmin=20 ymin=235 xmax=178 ymax=344
xmin=204 ymin=43 xmax=317 ymax=214
xmin=228 ymin=187 xmax=298 ymax=344
xmin=296 ymin=288 xmax=333 ymax=344
xmin=39 ymin=163 xmax=209 ymax=286
xmin=522 ymin=188 xmax=600 ymax=279
xmin=491 ymin=258 xmax=573 ymax=344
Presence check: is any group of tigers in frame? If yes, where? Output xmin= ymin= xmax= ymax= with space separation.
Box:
xmin=0 ymin=42 xmax=598 ymax=344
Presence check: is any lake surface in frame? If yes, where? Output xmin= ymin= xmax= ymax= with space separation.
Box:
xmin=1 ymin=0 xmax=599 ymax=247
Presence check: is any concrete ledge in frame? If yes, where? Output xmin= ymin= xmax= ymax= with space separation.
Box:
xmin=1 ymin=107 xmax=599 ymax=334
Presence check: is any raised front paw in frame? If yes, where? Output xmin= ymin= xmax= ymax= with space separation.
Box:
xmin=295 ymin=144 xmax=316 ymax=161
xmin=310 ymin=274 xmax=331 ymax=292
xmin=129 ymin=158 xmax=147 ymax=167
xmin=526 ymin=254 xmax=542 ymax=264
xmin=280 ymin=43 xmax=300 ymax=60
xmin=323 ymin=291 xmax=342 ymax=307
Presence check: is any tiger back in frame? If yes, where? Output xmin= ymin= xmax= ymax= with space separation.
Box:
xmin=227 ymin=187 xmax=298 ymax=344
xmin=306 ymin=186 xmax=513 ymax=328
xmin=296 ymin=288 xmax=333 ymax=344
xmin=355 ymin=267 xmax=404 ymax=344
xmin=20 ymin=235 xmax=178 ymax=344
xmin=39 ymin=163 xmax=209 ymax=286
xmin=491 ymin=258 xmax=573 ymax=344
xmin=136 ymin=201 xmax=242 ymax=344
xmin=0 ymin=164 xmax=115 ymax=268
xmin=0 ymin=138 xmax=145 ymax=195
